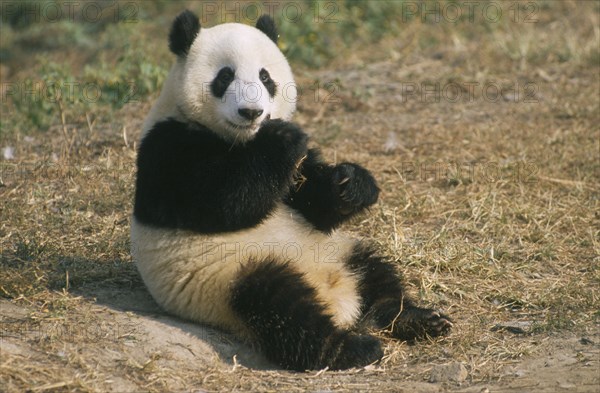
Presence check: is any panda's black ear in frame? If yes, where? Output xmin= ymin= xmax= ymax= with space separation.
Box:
xmin=169 ymin=10 xmax=201 ymax=57
xmin=256 ymin=15 xmax=278 ymax=44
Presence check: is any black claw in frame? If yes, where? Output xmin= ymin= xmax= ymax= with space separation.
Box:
xmin=338 ymin=177 xmax=350 ymax=185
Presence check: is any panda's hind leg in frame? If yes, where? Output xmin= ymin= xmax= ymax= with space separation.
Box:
xmin=348 ymin=244 xmax=453 ymax=341
xmin=230 ymin=259 xmax=383 ymax=371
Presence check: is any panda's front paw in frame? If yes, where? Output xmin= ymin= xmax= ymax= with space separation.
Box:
xmin=256 ymin=119 xmax=308 ymax=166
xmin=332 ymin=163 xmax=380 ymax=215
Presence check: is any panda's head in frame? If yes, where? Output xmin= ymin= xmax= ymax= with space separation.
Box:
xmin=169 ymin=10 xmax=296 ymax=142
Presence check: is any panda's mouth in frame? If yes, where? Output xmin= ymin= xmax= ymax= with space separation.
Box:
xmin=225 ymin=114 xmax=270 ymax=132
xmin=226 ymin=120 xmax=254 ymax=131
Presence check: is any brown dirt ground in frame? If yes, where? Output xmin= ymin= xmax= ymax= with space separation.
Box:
xmin=1 ymin=291 xmax=598 ymax=392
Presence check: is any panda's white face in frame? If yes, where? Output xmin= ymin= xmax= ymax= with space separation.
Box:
xmin=178 ymin=23 xmax=296 ymax=142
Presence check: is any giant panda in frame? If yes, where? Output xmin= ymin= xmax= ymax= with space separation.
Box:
xmin=131 ymin=10 xmax=453 ymax=371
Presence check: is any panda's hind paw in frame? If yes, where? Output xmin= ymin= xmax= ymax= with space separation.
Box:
xmin=327 ymin=333 xmax=383 ymax=370
xmin=423 ymin=310 xmax=453 ymax=336
xmin=391 ymin=307 xmax=453 ymax=341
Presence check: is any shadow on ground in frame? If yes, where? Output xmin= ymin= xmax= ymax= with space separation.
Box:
xmin=70 ymin=263 xmax=276 ymax=371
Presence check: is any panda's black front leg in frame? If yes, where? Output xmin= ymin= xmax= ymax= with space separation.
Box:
xmin=211 ymin=119 xmax=308 ymax=230
xmin=347 ymin=245 xmax=453 ymax=341
xmin=134 ymin=119 xmax=309 ymax=233
xmin=285 ymin=150 xmax=380 ymax=232
xmin=248 ymin=119 xmax=308 ymax=183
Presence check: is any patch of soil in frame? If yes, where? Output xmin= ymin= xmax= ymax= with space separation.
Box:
xmin=2 ymin=287 xmax=598 ymax=392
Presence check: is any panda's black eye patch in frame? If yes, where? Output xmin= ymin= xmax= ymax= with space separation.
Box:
xmin=211 ymin=67 xmax=235 ymax=98
xmin=260 ymin=68 xmax=276 ymax=97
xmin=218 ymin=67 xmax=235 ymax=83
xmin=259 ymin=69 xmax=270 ymax=83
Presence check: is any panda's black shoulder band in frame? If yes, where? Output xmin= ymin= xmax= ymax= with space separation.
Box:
xmin=134 ymin=119 xmax=300 ymax=234
xmin=169 ymin=10 xmax=201 ymax=57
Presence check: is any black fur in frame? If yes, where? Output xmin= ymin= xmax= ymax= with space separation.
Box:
xmin=169 ymin=10 xmax=200 ymax=57
xmin=134 ymin=118 xmax=379 ymax=234
xmin=211 ymin=67 xmax=235 ymax=98
xmin=230 ymin=260 xmax=383 ymax=371
xmin=260 ymin=68 xmax=276 ymax=97
xmin=346 ymin=244 xmax=453 ymax=341
xmin=134 ymin=118 xmax=308 ymax=233
xmin=285 ymin=150 xmax=380 ymax=232
xmin=255 ymin=15 xmax=278 ymax=44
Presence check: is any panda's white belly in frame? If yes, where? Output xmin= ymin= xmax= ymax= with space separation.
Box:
xmin=130 ymin=204 xmax=362 ymax=333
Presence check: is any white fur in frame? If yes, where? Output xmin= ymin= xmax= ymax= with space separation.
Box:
xmin=131 ymin=204 xmax=362 ymax=333
xmin=142 ymin=23 xmax=296 ymax=141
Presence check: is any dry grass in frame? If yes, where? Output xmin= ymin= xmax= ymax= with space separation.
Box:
xmin=1 ymin=1 xmax=599 ymax=392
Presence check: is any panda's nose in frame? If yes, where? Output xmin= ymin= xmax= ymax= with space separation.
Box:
xmin=238 ymin=108 xmax=264 ymax=121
